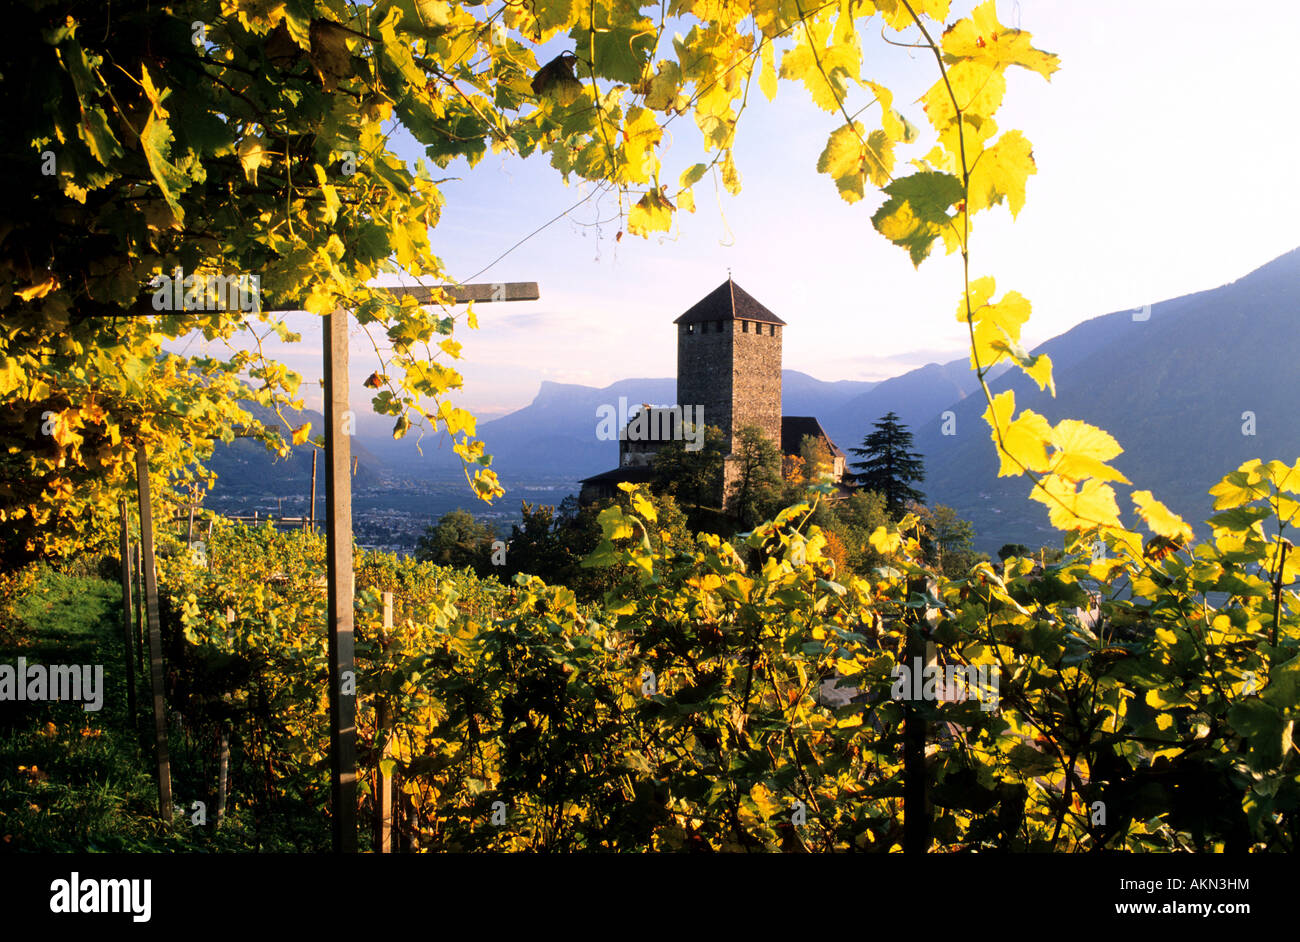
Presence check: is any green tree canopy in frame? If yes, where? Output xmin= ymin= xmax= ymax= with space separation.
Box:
xmin=414 ymin=508 xmax=496 ymax=574
xmin=799 ymin=433 xmax=835 ymax=482
xmin=913 ymin=502 xmax=980 ymax=577
xmin=652 ymin=424 xmax=726 ymax=511
xmin=731 ymin=425 xmax=783 ymax=529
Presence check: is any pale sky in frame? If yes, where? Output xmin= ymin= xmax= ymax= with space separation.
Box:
xmin=172 ymin=0 xmax=1300 ymax=424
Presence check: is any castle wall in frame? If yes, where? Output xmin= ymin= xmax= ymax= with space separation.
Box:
xmin=677 ymin=320 xmax=734 ymax=450
xmin=730 ymin=321 xmax=782 ymax=449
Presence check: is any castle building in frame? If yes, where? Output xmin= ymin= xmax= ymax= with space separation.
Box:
xmin=578 ymin=278 xmax=846 ymax=505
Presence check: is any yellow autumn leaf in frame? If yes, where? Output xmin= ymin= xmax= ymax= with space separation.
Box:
xmin=875 ymin=0 xmax=950 ymax=31
xmin=983 ymin=390 xmax=1052 ymax=476
xmin=631 ymin=491 xmax=658 ymax=523
xmin=759 ymin=40 xmax=777 ymax=101
xmin=817 ymin=124 xmax=893 ymax=202
xmin=941 ymin=0 xmax=1062 ymax=80
xmin=1030 ymin=475 xmax=1122 ymax=530
xmin=303 ymin=286 xmax=334 ymax=316
xmin=1261 ymin=459 xmax=1300 ymax=493
xmin=817 ymin=123 xmax=864 ymax=203
xmin=47 ymin=410 xmax=84 ymax=449
xmin=1132 ymin=490 xmax=1194 ymax=543
xmin=863 ymin=80 xmax=914 ymax=143
xmin=720 ymin=149 xmax=741 ymax=194
xmin=80 ymin=401 xmax=107 ymax=425
xmin=749 ymin=783 xmax=781 ymax=819
xmin=437 ymin=401 xmax=476 ymax=437
xmin=17 ymin=275 xmax=58 ymax=301
xmin=969 ymin=288 xmax=1032 ymax=370
xmin=238 ymin=134 xmax=269 ymax=186
xmin=967 ymin=130 xmax=1036 ymax=217
xmin=778 ymin=12 xmax=860 ymax=113
xmin=0 ymin=358 xmax=25 ymax=397
xmin=1019 ymin=352 xmax=1055 ymax=394
xmin=956 ymin=276 xmax=998 ymax=324
xmin=921 ymin=59 xmax=1006 ymax=131
xmin=291 ymin=423 xmax=311 ymax=446
xmin=1049 ymin=419 xmax=1128 ymax=484
xmin=869 ymin=525 xmax=902 ymax=555
xmin=1208 ymin=459 xmax=1269 ymax=509
xmin=627 ymin=190 xmax=673 ymax=236
xmin=620 ymin=106 xmax=661 ymax=185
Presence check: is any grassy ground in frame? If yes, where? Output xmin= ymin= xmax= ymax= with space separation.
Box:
xmin=0 ymin=564 xmax=260 ymax=852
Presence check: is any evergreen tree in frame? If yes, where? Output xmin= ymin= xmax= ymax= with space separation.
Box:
xmin=847 ymin=412 xmax=925 ymax=517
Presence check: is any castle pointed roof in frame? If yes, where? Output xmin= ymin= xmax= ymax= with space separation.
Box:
xmin=673 ymin=278 xmax=787 ymax=326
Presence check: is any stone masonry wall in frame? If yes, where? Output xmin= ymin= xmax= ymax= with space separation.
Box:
xmin=730 ymin=321 xmax=782 ymax=449
xmin=677 ymin=320 xmax=734 ymax=450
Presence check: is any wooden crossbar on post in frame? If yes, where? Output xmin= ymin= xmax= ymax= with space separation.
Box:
xmin=379 ymin=282 xmax=539 ymax=305
xmin=116 ymin=281 xmax=541 ymax=316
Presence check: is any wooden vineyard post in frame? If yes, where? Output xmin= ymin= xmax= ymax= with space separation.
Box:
xmin=309 ymin=448 xmax=318 ymax=531
xmin=375 ymin=591 xmax=394 ymax=853
xmin=325 ymin=307 xmax=357 ymax=853
xmin=134 ymin=545 xmax=145 ymax=675
xmin=187 ymin=502 xmax=195 ymax=546
xmin=902 ymin=575 xmax=932 ymax=854
xmin=216 ymin=606 xmax=234 ymax=829
xmin=135 ymin=445 xmax=173 ymax=821
xmin=117 ymin=498 xmax=138 ymax=726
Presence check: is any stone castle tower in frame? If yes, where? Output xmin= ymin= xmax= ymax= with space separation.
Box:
xmin=578 ymin=279 xmax=846 ymax=507
xmin=675 ymin=277 xmax=784 ymax=455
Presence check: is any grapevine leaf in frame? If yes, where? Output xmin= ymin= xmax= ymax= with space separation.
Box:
xmin=941 ymin=0 xmax=1061 ymax=80
xmin=870 ymin=172 xmax=963 ymax=266
xmin=1132 ymin=490 xmax=1194 ymax=543
xmin=967 ymin=130 xmax=1035 ymax=217
xmin=628 ymin=190 xmax=673 ymax=236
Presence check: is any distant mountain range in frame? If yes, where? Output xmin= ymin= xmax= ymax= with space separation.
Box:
xmin=913 ymin=246 xmax=1300 ymax=551
xmin=205 ymin=401 xmax=384 ymax=497
xmin=205 ymin=247 xmax=1300 ymax=552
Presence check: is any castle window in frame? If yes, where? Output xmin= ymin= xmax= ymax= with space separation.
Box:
xmin=686 ymin=323 xmax=694 ymax=334
xmin=716 ymin=320 xmax=723 ymax=333
xmin=742 ymin=321 xmax=748 ymax=333
xmin=770 ymin=324 xmax=776 ymax=336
